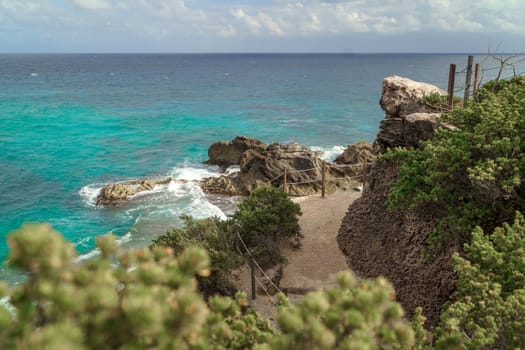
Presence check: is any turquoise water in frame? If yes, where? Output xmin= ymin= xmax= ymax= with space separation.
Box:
xmin=0 ymin=53 xmax=497 ymax=280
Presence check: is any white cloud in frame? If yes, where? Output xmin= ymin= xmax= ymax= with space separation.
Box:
xmin=71 ymin=0 xmax=111 ymax=10
xmin=1 ymin=0 xmax=524 ymax=52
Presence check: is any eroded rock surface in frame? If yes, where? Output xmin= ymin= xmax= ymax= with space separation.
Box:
xmin=96 ymin=177 xmax=173 ymax=206
xmin=375 ymin=76 xmax=448 ymax=152
xmin=205 ymin=136 xmax=267 ymax=170
xmin=202 ymin=139 xmax=359 ymax=196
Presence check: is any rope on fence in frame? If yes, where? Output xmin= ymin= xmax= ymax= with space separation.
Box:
xmin=326 ymin=163 xmax=362 ymax=169
xmin=267 ymin=173 xmax=283 ymax=184
xmin=326 ymin=175 xmax=363 ymax=181
xmin=285 ymin=167 xmax=318 ymax=174
xmin=287 ymin=179 xmax=322 ymax=185
xmin=235 ymin=230 xmax=284 ymax=296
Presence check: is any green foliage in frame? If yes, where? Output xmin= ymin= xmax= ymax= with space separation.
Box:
xmin=152 ymin=215 xmax=242 ymax=297
xmin=423 ymin=93 xmax=462 ymax=112
xmin=386 ymin=76 xmax=525 ymax=248
xmin=0 ymin=223 xmax=425 ymax=350
xmin=0 ymin=223 xmax=274 ymax=349
xmin=435 ymin=212 xmax=525 ymax=349
xmin=233 ymin=185 xmax=302 ymax=268
xmin=258 ymin=271 xmax=415 ymax=350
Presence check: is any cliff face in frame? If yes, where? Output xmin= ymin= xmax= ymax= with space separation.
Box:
xmin=337 ymin=76 xmax=456 ymax=327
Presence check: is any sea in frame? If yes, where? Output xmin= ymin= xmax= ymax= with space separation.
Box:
xmin=0 ymin=53 xmax=513 ymax=282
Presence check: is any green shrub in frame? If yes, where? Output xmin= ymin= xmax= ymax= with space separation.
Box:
xmin=386 ymin=76 xmax=525 ymax=249
xmin=0 ymin=223 xmax=274 ymax=350
xmin=152 ymin=215 xmax=242 ymax=297
xmin=258 ymin=271 xmax=416 ymax=350
xmin=1 ymin=223 xmax=423 ymax=350
xmin=435 ymin=212 xmax=525 ymax=349
xmin=233 ymin=185 xmax=302 ymax=268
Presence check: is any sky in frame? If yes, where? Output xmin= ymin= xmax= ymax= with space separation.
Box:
xmin=0 ymin=0 xmax=524 ymax=53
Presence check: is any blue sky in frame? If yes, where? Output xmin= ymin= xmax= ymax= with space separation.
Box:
xmin=1 ymin=0 xmax=524 ymax=53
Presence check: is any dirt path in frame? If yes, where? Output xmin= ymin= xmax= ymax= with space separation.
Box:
xmin=232 ymin=189 xmax=361 ymax=321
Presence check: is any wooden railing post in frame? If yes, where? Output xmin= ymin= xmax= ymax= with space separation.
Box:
xmin=321 ymin=163 xmax=326 ymax=198
xmin=447 ymin=64 xmax=456 ymax=108
xmin=250 ymin=259 xmax=256 ymax=300
xmin=473 ymin=63 xmax=480 ymax=97
xmin=464 ymin=55 xmax=474 ymax=106
xmin=362 ymin=157 xmax=368 ymax=187
xmin=282 ymin=168 xmax=287 ymax=194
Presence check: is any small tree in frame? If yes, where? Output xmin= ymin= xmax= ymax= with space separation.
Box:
xmin=233 ymin=185 xmax=302 ymax=268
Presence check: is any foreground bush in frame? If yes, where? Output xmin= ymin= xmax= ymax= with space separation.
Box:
xmin=261 ymin=272 xmax=416 ymax=350
xmin=0 ymin=223 xmax=273 ymax=349
xmin=152 ymin=215 xmax=242 ymax=298
xmin=0 ymin=223 xmax=421 ymax=349
xmin=435 ymin=212 xmax=525 ymax=349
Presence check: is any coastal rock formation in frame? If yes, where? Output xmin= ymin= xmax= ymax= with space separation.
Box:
xmin=202 ymin=139 xmax=358 ymax=196
xmin=337 ymin=159 xmax=455 ymax=327
xmin=205 ymin=136 xmax=267 ymax=170
xmin=380 ymin=75 xmax=446 ymax=119
xmin=337 ymin=76 xmax=456 ymax=327
xmin=96 ymin=177 xmax=173 ymax=206
xmin=334 ymin=141 xmax=376 ymax=177
xmin=375 ymin=76 xmax=448 ymax=152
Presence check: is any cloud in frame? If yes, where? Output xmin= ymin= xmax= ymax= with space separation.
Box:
xmin=0 ymin=0 xmax=524 ymax=52
xmin=72 ymin=0 xmax=111 ymax=10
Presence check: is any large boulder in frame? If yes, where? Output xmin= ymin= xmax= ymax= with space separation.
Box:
xmin=380 ymin=75 xmax=446 ymax=119
xmin=375 ymin=76 xmax=448 ymax=153
xmin=96 ymin=177 xmax=173 ymax=206
xmin=205 ymin=136 xmax=267 ymax=170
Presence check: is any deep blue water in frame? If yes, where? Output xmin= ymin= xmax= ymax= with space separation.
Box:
xmin=0 ymin=53 xmax=499 ymax=281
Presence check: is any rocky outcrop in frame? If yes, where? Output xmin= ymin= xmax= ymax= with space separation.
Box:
xmin=337 ymin=159 xmax=456 ymax=328
xmin=96 ymin=177 xmax=173 ymax=206
xmin=334 ymin=141 xmax=376 ymax=177
xmin=375 ymin=76 xmax=449 ymax=152
xmin=205 ymin=136 xmax=267 ymax=170
xmin=337 ymin=76 xmax=458 ymax=327
xmin=202 ymin=139 xmax=359 ymax=196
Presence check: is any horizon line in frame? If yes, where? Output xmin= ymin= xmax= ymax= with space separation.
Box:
xmin=2 ymin=51 xmax=524 ymax=55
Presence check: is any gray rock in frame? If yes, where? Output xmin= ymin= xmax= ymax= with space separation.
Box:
xmin=96 ymin=177 xmax=173 ymax=206
xmin=205 ymin=136 xmax=267 ymax=170
xmin=375 ymin=76 xmax=449 ymax=152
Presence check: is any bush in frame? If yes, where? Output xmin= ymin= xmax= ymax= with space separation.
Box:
xmin=258 ymin=271 xmax=416 ymax=350
xmin=152 ymin=215 xmax=242 ymax=297
xmin=435 ymin=212 xmax=525 ymax=349
xmin=0 ymin=223 xmax=274 ymax=349
xmin=1 ymin=223 xmax=422 ymax=350
xmin=233 ymin=185 xmax=302 ymax=268
xmin=386 ymin=76 xmax=525 ymax=249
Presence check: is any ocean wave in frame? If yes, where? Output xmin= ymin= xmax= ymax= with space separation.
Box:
xmin=75 ymin=232 xmax=132 ymax=263
xmin=78 ymin=183 xmax=104 ymax=207
xmin=310 ymin=145 xmax=346 ymax=162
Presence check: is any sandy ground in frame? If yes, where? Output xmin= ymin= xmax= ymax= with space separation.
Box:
xmin=232 ymin=189 xmax=361 ymax=322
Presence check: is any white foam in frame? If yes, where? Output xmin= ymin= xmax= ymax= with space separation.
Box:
xmin=169 ymin=164 xmax=222 ymax=181
xmin=75 ymin=232 xmax=132 ymax=263
xmin=78 ymin=183 xmax=103 ymax=207
xmin=224 ymin=165 xmax=240 ymax=175
xmin=310 ymin=145 xmax=346 ymax=162
xmin=29 ymin=73 xmax=38 ymax=76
